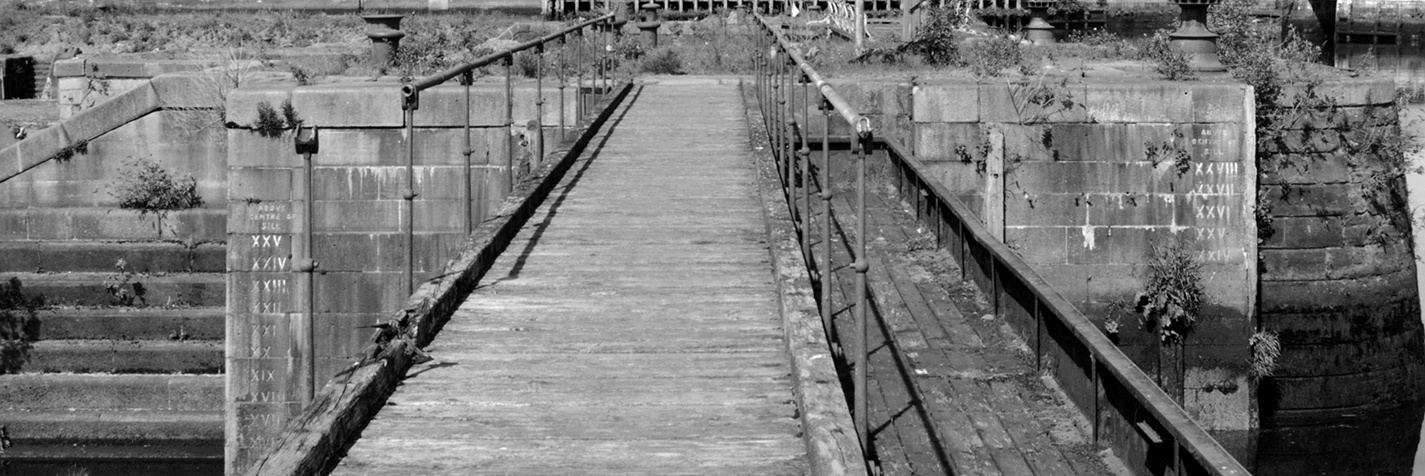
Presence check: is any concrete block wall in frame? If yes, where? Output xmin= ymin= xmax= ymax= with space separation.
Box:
xmin=224 ymin=79 xmax=580 ymax=474
xmin=54 ymin=58 xmax=208 ymax=118
xmin=1257 ymin=77 xmax=1425 ymax=421
xmin=842 ymin=78 xmax=1258 ymax=430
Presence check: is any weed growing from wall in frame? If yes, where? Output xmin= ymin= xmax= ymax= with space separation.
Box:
xmin=1248 ymin=330 xmax=1280 ymax=380
xmin=102 ymin=259 xmax=146 ymax=307
xmin=109 ymin=157 xmax=204 ymax=238
xmin=1145 ymin=30 xmax=1194 ymax=81
xmin=0 ymin=277 xmax=42 ymax=374
xmin=1133 ymin=241 xmax=1205 ymax=343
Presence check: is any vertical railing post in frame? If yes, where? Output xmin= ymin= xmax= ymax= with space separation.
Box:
xmin=557 ymin=35 xmax=567 ymax=144
xmin=535 ymin=44 xmax=546 ymax=170
xmin=797 ymin=72 xmax=811 ymax=257
xmin=294 ymin=126 xmax=318 ymax=407
xmin=504 ymin=54 xmax=516 ymax=194
xmin=820 ymin=95 xmax=835 ymax=350
xmin=402 ymin=88 xmax=419 ymax=296
xmin=576 ymin=29 xmax=585 ymax=122
xmin=782 ymin=59 xmax=794 ymax=197
xmin=852 ymin=129 xmax=871 ymax=457
xmin=460 ymin=71 xmax=474 ymax=234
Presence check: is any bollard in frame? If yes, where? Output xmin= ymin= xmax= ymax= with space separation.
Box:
xmin=1170 ymin=0 xmax=1226 ymax=72
xmin=361 ymin=14 xmax=406 ymax=67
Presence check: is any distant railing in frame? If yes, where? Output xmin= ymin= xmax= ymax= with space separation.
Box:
xmin=752 ymin=13 xmax=876 ymax=459
xmin=753 ymin=12 xmax=1250 ymax=476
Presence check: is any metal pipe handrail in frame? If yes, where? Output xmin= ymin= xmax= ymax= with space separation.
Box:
xmin=752 ymin=11 xmax=875 ymax=464
xmin=753 ymin=14 xmax=871 ymax=137
xmin=402 ymin=13 xmax=614 ymax=95
xmin=879 ymin=134 xmax=1249 ymax=476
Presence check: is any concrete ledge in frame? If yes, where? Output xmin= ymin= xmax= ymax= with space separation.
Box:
xmin=4 ymin=409 xmax=221 ymax=442
xmin=239 ymin=82 xmax=634 ymax=476
xmin=26 ymin=339 xmax=223 ymax=374
xmin=0 ymin=374 xmax=221 ymax=412
xmin=742 ymin=82 xmax=870 ymax=476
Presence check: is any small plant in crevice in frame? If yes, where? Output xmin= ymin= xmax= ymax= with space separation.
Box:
xmin=281 ymin=99 xmax=302 ymax=129
xmin=640 ymin=49 xmax=685 ymax=75
xmin=1144 ymin=130 xmax=1192 ymax=176
xmin=1133 ymin=240 xmax=1205 ymax=343
xmin=0 ymin=277 xmax=43 ymax=374
xmin=1248 ymin=330 xmax=1280 ymax=380
xmin=48 ymin=139 xmax=89 ymax=163
xmin=253 ymin=100 xmax=289 ymax=138
xmin=1008 ymin=73 xmax=1081 ymax=124
xmin=899 ymin=5 xmax=964 ymax=66
xmin=109 ymin=157 xmax=204 ymax=238
xmin=964 ymin=36 xmax=1024 ymax=78
xmin=1145 ymin=29 xmax=1194 ymax=81
xmin=102 ymin=259 xmax=146 ymax=307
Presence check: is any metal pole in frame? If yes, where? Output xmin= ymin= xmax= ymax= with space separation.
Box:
xmin=403 ymin=92 xmax=418 ymax=296
xmin=300 ymin=149 xmax=314 ymax=406
xmin=798 ymin=73 xmax=810 ymax=258
xmin=576 ymin=30 xmax=585 ymax=122
xmin=557 ymin=35 xmax=567 ymax=144
xmin=461 ymin=71 xmax=474 ymax=234
xmin=855 ymin=0 xmax=865 ymax=52
xmin=505 ymin=54 xmax=516 ymax=192
xmin=853 ymin=132 xmax=871 ymax=456
xmin=535 ymin=44 xmax=546 ymax=170
xmin=820 ymin=97 xmax=835 ymax=348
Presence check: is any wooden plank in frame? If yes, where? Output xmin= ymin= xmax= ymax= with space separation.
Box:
xmin=331 ymin=83 xmax=808 ymax=476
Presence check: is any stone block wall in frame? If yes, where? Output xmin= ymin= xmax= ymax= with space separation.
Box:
xmin=1256 ymin=78 xmax=1425 ymax=421
xmin=224 ymin=79 xmax=580 ymax=474
xmin=830 ymin=78 xmax=1259 ymax=430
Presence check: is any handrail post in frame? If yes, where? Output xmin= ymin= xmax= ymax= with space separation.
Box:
xmin=402 ymin=88 xmax=420 ymax=297
xmin=798 ymin=72 xmax=811 ymax=259
xmin=820 ymin=95 xmax=835 ymax=350
xmin=557 ymin=35 xmax=567 ymax=145
xmin=535 ymin=44 xmax=546 ymax=170
xmin=576 ymin=29 xmax=585 ymax=123
xmin=460 ymin=70 xmax=474 ymax=234
xmin=852 ymin=130 xmax=871 ymax=457
xmin=504 ymin=54 xmax=516 ymax=197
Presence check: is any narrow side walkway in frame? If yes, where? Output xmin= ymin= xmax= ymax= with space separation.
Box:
xmin=815 ymin=160 xmax=1113 ymax=475
xmin=331 ymin=83 xmax=808 ymax=475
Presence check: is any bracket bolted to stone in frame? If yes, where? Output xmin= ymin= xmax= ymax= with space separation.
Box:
xmin=401 ymin=86 xmax=420 ymax=111
xmin=294 ymin=125 xmax=319 ymax=156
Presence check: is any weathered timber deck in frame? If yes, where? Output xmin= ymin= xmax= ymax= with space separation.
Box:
xmin=330 ymin=83 xmax=809 ymax=475
xmin=817 ymin=157 xmax=1113 ymax=475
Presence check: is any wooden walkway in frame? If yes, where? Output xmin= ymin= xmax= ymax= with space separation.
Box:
xmin=330 ymin=83 xmax=808 ymax=475
xmin=815 ymin=157 xmax=1112 ymax=475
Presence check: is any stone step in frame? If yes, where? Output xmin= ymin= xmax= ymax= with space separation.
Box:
xmin=34 ymin=307 xmax=224 ymax=341
xmin=0 ymin=240 xmax=226 ymax=273
xmin=0 ymin=207 xmax=226 ymax=242
xmin=0 ymin=272 xmax=224 ymax=307
xmin=0 ymin=374 xmax=221 ymax=412
xmin=1 ymin=409 xmax=222 ymax=443
xmin=1 ymin=441 xmax=221 ymax=465
xmin=24 ymin=339 xmax=223 ymax=374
